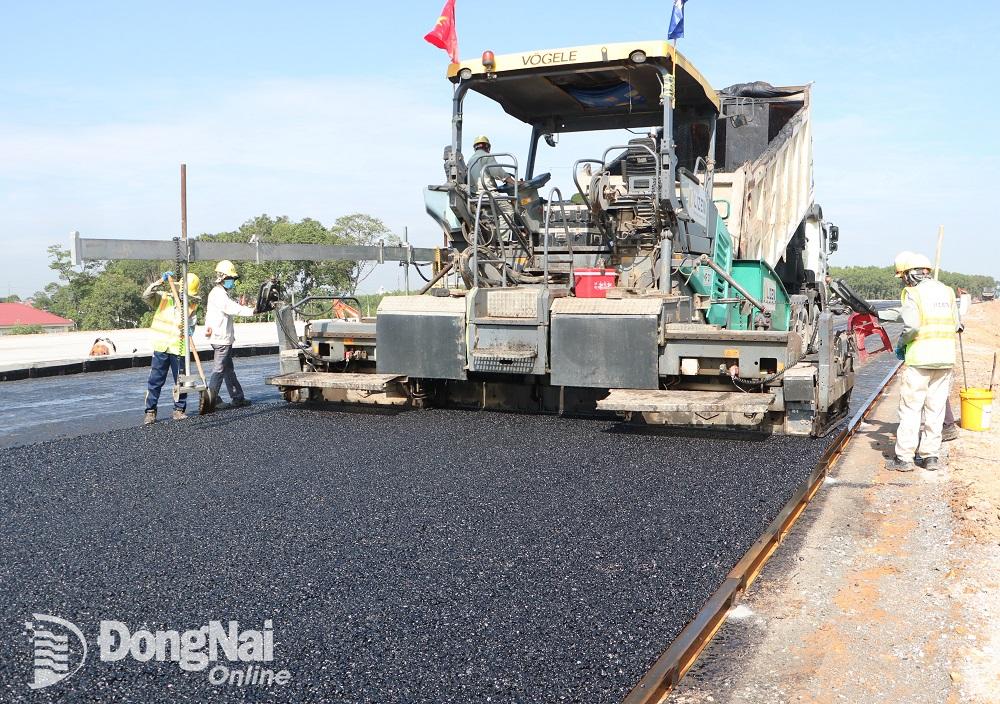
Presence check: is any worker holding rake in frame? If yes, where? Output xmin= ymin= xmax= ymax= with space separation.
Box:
xmin=142 ymin=272 xmax=201 ymax=424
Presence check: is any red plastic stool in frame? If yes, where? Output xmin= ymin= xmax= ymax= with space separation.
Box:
xmin=848 ymin=312 xmax=892 ymax=363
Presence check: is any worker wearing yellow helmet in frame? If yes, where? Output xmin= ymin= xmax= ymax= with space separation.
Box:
xmin=468 ymin=134 xmax=515 ymax=192
xmin=881 ymin=251 xmax=961 ymax=471
xmin=892 ymin=250 xmax=918 ymax=278
xmin=142 ymin=270 xmax=201 ymax=424
xmin=204 ymin=260 xmax=258 ymax=411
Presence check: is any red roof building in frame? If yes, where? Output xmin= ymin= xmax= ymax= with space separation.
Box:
xmin=0 ymin=303 xmax=75 ymax=334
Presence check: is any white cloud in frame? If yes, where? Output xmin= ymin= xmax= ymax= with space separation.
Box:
xmin=1 ymin=76 xmax=457 ymax=294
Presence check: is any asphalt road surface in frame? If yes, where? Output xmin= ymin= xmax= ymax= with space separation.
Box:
xmin=0 ymin=355 xmax=281 ymax=449
xmin=0 ymin=352 xmax=899 ymax=703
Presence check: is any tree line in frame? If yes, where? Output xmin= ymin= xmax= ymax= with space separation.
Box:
xmin=29 ymin=213 xmax=398 ymax=331
xmin=829 ymin=265 xmax=998 ymax=300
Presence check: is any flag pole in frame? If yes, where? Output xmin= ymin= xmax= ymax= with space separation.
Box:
xmin=671 ymin=39 xmax=678 ymax=109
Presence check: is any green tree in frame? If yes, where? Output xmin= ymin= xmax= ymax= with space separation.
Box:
xmin=830 ymin=265 xmax=998 ymax=300
xmin=1 ymin=294 xmax=21 ymax=303
xmin=103 ymin=259 xmax=173 ymax=289
xmin=330 ymin=213 xmax=400 ymax=292
xmin=31 ymin=213 xmax=403 ymax=330
xmin=78 ymin=273 xmax=146 ymax=329
xmin=939 ymin=271 xmax=998 ymax=294
xmin=202 ymin=216 xmax=354 ymax=300
xmin=32 ymin=245 xmax=100 ymax=324
xmin=196 ymin=213 xmax=398 ymax=300
xmin=48 ymin=243 xmax=100 ymax=282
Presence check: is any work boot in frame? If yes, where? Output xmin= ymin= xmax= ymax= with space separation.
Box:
xmin=941 ymin=423 xmax=960 ymax=442
xmin=143 ymin=410 xmax=156 ymax=426
xmin=886 ymin=456 xmax=915 ymax=472
xmin=922 ymin=457 xmax=941 ymax=471
xmin=172 ymin=410 xmax=188 ymax=421
xmin=231 ymin=398 xmax=252 ymax=408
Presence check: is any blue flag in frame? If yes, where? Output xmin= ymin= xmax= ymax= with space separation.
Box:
xmin=668 ymin=0 xmax=687 ymax=40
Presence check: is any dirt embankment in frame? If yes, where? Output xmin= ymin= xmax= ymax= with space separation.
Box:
xmin=945 ymin=300 xmax=1000 ymax=703
xmin=948 ymin=300 xmax=1000 ymax=544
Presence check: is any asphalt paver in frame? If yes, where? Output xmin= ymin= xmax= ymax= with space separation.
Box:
xmin=0 ymin=355 xmax=898 ymax=703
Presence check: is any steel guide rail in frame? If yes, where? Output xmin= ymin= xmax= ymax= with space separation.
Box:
xmin=624 ymin=360 xmax=904 ymax=704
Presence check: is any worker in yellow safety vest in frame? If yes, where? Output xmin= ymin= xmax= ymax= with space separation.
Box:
xmin=884 ymin=252 xmax=962 ymax=471
xmin=877 ymin=254 xmax=961 ymax=444
xmin=142 ymin=271 xmax=200 ymax=425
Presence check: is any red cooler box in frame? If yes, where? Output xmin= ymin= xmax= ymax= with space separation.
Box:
xmin=573 ymin=267 xmax=617 ymax=298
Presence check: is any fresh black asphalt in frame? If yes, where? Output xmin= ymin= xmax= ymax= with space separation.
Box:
xmin=0 ymin=353 xmax=899 ymax=703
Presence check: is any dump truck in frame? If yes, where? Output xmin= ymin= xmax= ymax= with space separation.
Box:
xmin=261 ymin=40 xmax=855 ymax=435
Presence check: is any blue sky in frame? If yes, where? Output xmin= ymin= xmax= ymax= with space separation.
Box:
xmin=2 ymin=0 xmax=998 ymax=297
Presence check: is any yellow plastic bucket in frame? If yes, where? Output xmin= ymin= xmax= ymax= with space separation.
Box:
xmin=959 ymin=387 xmax=993 ymax=431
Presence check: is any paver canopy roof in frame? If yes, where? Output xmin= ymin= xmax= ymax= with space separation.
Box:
xmin=448 ymin=40 xmax=719 ymax=132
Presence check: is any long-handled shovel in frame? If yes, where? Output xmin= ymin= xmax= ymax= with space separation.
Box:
xmin=990 ymin=351 xmax=998 ymax=393
xmin=187 ymin=332 xmax=216 ymax=414
xmin=166 ymin=276 xmax=212 ymax=413
xmin=956 ymin=330 xmax=969 ymax=389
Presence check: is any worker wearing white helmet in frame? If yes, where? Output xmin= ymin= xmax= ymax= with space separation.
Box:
xmin=883 ymin=251 xmax=962 ymax=471
xmin=880 ymin=251 xmax=962 ymax=443
xmin=467 ymin=135 xmax=515 ymax=192
xmin=142 ymin=271 xmax=201 ymax=424
xmin=204 ymin=260 xmax=257 ymax=410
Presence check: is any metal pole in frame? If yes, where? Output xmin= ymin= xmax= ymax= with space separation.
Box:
xmin=526 ymin=125 xmax=540 ymax=179
xmin=181 ymin=164 xmax=188 ymax=242
xmin=449 ymin=82 xmax=468 ymax=184
xmin=990 ymin=351 xmax=998 ymax=393
xmin=403 ymin=226 xmax=410 ymax=295
xmin=660 ymin=63 xmax=679 ymax=294
xmin=418 ymin=260 xmax=454 ymax=295
xmin=958 ymin=331 xmax=969 ymax=390
xmin=180 ymin=164 xmax=191 ymax=378
xmin=933 ymin=224 xmax=944 ymax=280
xmin=696 ymin=254 xmax=768 ymax=313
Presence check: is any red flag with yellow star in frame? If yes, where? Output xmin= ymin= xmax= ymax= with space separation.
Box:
xmin=423 ymin=0 xmax=458 ymax=63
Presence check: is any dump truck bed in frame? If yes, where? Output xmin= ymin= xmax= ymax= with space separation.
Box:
xmin=711 ymin=85 xmax=814 ymax=268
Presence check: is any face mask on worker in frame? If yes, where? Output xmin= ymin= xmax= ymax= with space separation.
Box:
xmin=904 ymin=269 xmax=930 ymax=287
xmin=223 ymin=279 xmax=235 ymax=290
